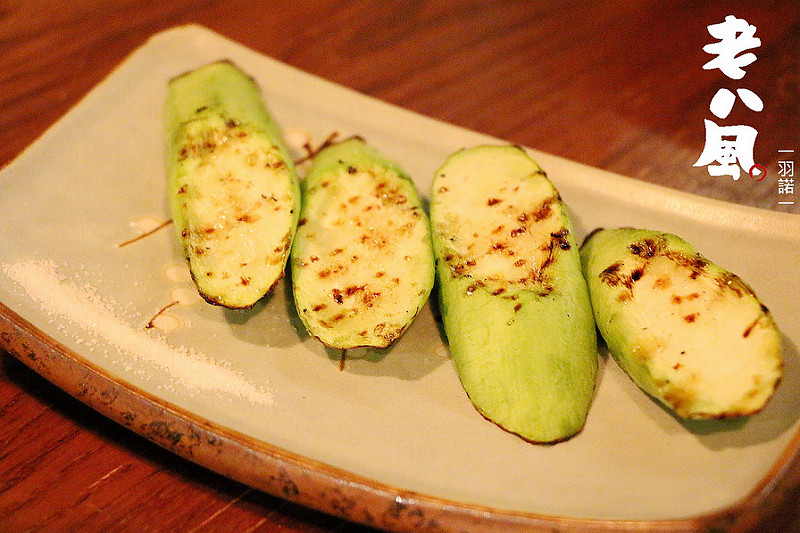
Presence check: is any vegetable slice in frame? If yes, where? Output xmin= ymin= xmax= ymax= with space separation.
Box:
xmin=291 ymin=138 xmax=434 ymax=349
xmin=165 ymin=60 xmax=299 ymax=308
xmin=431 ymin=145 xmax=597 ymax=443
xmin=580 ymin=227 xmax=783 ymax=418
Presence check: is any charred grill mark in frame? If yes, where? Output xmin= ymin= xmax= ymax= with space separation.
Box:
xmin=600 ymin=261 xmax=640 ymax=302
xmin=529 ymin=196 xmax=556 ymax=222
xmin=362 ymin=290 xmax=381 ymax=308
xmin=331 ymin=288 xmax=343 ymax=304
xmin=374 ymin=180 xmax=408 ymax=206
xmin=487 ymin=198 xmax=502 ymax=206
xmin=743 ymin=316 xmax=761 ymax=338
xmin=715 ymin=271 xmax=753 ymax=298
xmin=359 ymin=231 xmax=388 ymax=248
xmin=380 ymin=330 xmax=400 ymax=345
xmin=663 ymin=250 xmax=709 ymax=279
xmin=604 ymin=237 xmax=722 ymax=303
xmin=672 ymin=292 xmax=701 ymax=304
xmin=448 ymin=262 xmax=469 ymax=276
xmin=178 ymin=112 xmax=253 ymax=161
xmin=551 ymin=228 xmax=571 ymax=250
xmin=345 ymin=285 xmax=365 ymax=296
xmin=629 ymin=237 xmax=663 ymax=258
xmin=540 ymin=228 xmax=570 ymax=272
xmin=540 ymin=247 xmax=555 ymax=271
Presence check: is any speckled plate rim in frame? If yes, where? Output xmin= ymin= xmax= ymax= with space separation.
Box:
xmin=1 ymin=24 xmax=799 ymax=532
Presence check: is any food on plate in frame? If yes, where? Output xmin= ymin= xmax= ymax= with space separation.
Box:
xmin=164 ymin=60 xmax=299 ymax=308
xmin=291 ymin=138 xmax=434 ymax=349
xmin=580 ymin=227 xmax=783 ymax=418
xmin=430 ymin=145 xmax=597 ymax=443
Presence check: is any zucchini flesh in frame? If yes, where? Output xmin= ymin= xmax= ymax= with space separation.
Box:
xmin=431 ymin=145 xmax=597 ymax=443
xmin=165 ymin=61 xmax=299 ymax=308
xmin=291 ymin=139 xmax=434 ymax=349
xmin=580 ymin=227 xmax=783 ymax=418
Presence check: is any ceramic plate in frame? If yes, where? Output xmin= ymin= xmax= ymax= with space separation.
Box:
xmin=1 ymin=25 xmax=799 ymax=532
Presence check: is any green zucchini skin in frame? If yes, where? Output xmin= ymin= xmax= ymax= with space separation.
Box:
xmin=291 ymin=139 xmax=434 ymax=349
xmin=580 ymin=227 xmax=783 ymax=419
xmin=165 ymin=60 xmax=299 ymax=309
xmin=431 ymin=145 xmax=597 ymax=443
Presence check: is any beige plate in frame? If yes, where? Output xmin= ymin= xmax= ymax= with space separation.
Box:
xmin=1 ymin=25 xmax=799 ymax=532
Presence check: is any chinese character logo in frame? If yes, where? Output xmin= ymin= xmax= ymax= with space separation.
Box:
xmin=702 ymin=15 xmax=760 ymax=80
xmin=694 ymin=15 xmax=763 ymax=180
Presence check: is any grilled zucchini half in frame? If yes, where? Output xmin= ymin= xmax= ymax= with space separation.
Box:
xmin=165 ymin=60 xmax=299 ymax=308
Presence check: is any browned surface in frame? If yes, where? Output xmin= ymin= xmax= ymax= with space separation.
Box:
xmin=1 ymin=1 xmax=798 ymax=532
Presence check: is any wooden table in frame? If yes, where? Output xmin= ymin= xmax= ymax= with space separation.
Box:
xmin=1 ymin=1 xmax=798 ymax=531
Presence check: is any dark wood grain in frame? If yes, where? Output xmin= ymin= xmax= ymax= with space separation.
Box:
xmin=0 ymin=1 xmax=798 ymax=531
